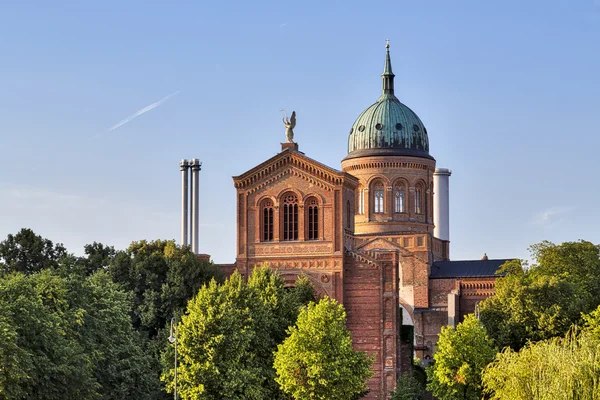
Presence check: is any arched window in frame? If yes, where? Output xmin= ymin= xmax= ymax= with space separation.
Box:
xmin=373 ymin=182 xmax=384 ymax=214
xmin=306 ymin=197 xmax=319 ymax=241
xmin=261 ymin=199 xmax=274 ymax=241
xmin=415 ymin=186 xmax=423 ymax=214
xmin=282 ymin=193 xmax=298 ymax=241
xmin=394 ymin=185 xmax=405 ymax=213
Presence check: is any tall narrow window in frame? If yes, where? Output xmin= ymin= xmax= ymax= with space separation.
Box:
xmin=261 ymin=200 xmax=273 ymax=241
xmin=358 ymin=189 xmax=364 ymax=214
xmin=374 ymin=183 xmax=384 ymax=213
xmin=394 ymin=186 xmax=405 ymax=213
xmin=307 ymin=197 xmax=319 ymax=240
xmin=346 ymin=200 xmax=351 ymax=229
xmin=282 ymin=194 xmax=298 ymax=241
xmin=415 ymin=188 xmax=422 ymax=214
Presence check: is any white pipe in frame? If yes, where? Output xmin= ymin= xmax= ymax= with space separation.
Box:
xmin=180 ymin=160 xmax=189 ymax=247
xmin=434 ymin=168 xmax=451 ymax=241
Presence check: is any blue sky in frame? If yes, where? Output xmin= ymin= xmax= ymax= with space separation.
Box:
xmin=1 ymin=1 xmax=599 ymax=264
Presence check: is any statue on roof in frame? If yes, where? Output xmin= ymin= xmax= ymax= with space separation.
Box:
xmin=282 ymin=110 xmax=296 ymax=143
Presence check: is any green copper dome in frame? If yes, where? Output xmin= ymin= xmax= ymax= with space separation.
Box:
xmin=346 ymin=45 xmax=432 ymax=160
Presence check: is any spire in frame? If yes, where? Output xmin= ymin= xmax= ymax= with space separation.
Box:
xmin=382 ymin=40 xmax=395 ymax=95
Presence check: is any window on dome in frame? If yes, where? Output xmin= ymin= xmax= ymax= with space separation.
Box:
xmin=306 ymin=197 xmax=319 ymax=241
xmin=282 ymin=193 xmax=298 ymax=241
xmin=261 ymin=199 xmax=274 ymax=242
xmin=394 ymin=185 xmax=405 ymax=213
xmin=373 ymin=183 xmax=384 ymax=214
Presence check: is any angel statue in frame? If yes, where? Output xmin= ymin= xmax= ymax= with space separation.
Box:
xmin=282 ymin=110 xmax=296 ymax=143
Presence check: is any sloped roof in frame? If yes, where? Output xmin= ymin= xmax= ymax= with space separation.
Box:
xmin=430 ymin=259 xmax=512 ymax=278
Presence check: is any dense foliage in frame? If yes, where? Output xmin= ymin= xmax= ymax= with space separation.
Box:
xmin=4 ymin=228 xmax=600 ymax=398
xmin=479 ymin=240 xmax=600 ymax=350
xmin=274 ymin=297 xmax=374 ymax=400
xmin=426 ymin=315 xmax=497 ymax=400
xmin=0 ymin=229 xmax=223 ymax=399
xmin=0 ymin=228 xmax=67 ymax=274
xmin=163 ymin=267 xmax=314 ymax=399
xmin=389 ymin=373 xmax=424 ymax=400
xmin=0 ymin=270 xmax=156 ymax=399
xmin=482 ymin=306 xmax=600 ymax=399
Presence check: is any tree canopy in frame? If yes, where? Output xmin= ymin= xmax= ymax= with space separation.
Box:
xmin=479 ymin=240 xmax=600 ymax=350
xmin=163 ymin=267 xmax=315 ymax=400
xmin=108 ymin=239 xmax=223 ymax=339
xmin=274 ymin=297 xmax=373 ymax=400
xmin=0 ymin=270 xmax=156 ymax=399
xmin=426 ymin=315 xmax=497 ymax=400
xmin=482 ymin=306 xmax=600 ymax=399
xmin=0 ymin=228 xmax=67 ymax=275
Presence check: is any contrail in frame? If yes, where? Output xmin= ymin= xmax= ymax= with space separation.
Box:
xmin=107 ymin=90 xmax=180 ymax=132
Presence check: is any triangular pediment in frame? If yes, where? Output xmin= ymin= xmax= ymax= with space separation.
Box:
xmin=356 ymin=237 xmax=413 ymax=256
xmin=233 ymin=149 xmax=358 ymax=192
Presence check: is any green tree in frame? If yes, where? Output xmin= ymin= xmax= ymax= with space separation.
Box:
xmin=80 ymin=242 xmax=116 ymax=275
xmin=426 ymin=315 xmax=496 ymax=400
xmin=480 ymin=240 xmax=600 ymax=350
xmin=274 ymin=297 xmax=373 ymax=400
xmin=0 ymin=271 xmax=99 ymax=399
xmin=107 ymin=240 xmax=223 ymax=399
xmin=582 ymin=304 xmax=600 ymax=338
xmin=482 ymin=330 xmax=600 ymax=399
xmin=389 ymin=373 xmax=424 ymax=400
xmin=0 ymin=270 xmax=157 ymax=399
xmin=0 ymin=228 xmax=67 ymax=274
xmin=108 ymin=239 xmax=222 ymax=339
xmin=164 ymin=271 xmax=266 ymax=399
xmin=73 ymin=271 xmax=158 ymax=399
xmin=163 ymin=268 xmax=313 ymax=399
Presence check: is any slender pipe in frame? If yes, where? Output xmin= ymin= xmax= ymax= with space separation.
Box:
xmin=190 ymin=159 xmax=201 ymax=254
xmin=180 ymin=160 xmax=189 ymax=247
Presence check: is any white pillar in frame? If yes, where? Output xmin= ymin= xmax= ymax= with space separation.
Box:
xmin=433 ymin=168 xmax=451 ymax=241
xmin=180 ymin=160 xmax=189 ymax=247
xmin=190 ymin=159 xmax=201 ymax=254
xmin=447 ymin=291 xmax=459 ymax=327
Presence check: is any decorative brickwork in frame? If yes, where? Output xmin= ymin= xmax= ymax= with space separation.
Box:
xmin=220 ymin=144 xmax=503 ymax=398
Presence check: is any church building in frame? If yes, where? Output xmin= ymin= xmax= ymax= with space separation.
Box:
xmin=191 ymin=44 xmax=510 ymax=399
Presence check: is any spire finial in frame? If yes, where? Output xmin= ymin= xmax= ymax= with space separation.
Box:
xmin=382 ymin=40 xmax=395 ymax=96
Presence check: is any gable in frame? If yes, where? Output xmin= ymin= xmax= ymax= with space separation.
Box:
xmin=232 ymin=149 xmax=358 ymax=193
xmin=356 ymin=237 xmax=412 ymax=256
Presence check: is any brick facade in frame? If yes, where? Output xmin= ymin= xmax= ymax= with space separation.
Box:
xmin=218 ymin=142 xmax=501 ymax=399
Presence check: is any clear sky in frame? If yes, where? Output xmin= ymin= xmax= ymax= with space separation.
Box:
xmin=1 ymin=0 xmax=599 ymax=264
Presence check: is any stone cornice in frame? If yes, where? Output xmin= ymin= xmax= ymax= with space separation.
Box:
xmin=341 ymin=155 xmax=436 ymax=173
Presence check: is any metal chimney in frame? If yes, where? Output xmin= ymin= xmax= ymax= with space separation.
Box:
xmin=180 ymin=159 xmax=190 ymax=247
xmin=433 ymin=168 xmax=451 ymax=241
xmin=190 ymin=159 xmax=202 ymax=254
